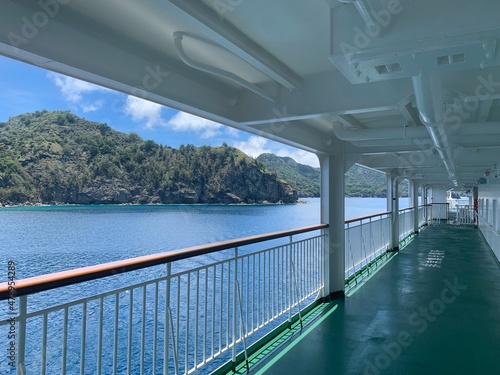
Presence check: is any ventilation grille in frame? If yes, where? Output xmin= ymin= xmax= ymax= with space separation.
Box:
xmin=374 ymin=63 xmax=402 ymax=75
xmin=437 ymin=53 xmax=466 ymax=66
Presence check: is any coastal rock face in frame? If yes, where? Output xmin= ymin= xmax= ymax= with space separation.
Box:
xmin=0 ymin=110 xmax=297 ymax=205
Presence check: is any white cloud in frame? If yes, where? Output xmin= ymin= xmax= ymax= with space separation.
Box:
xmin=233 ymin=136 xmax=319 ymax=167
xmin=81 ymin=100 xmax=104 ymax=113
xmin=123 ymin=96 xmax=164 ymax=129
xmin=166 ymin=112 xmax=223 ymax=139
xmin=233 ymin=136 xmax=272 ymax=158
xmin=48 ymin=72 xmax=111 ymax=112
xmin=276 ymin=148 xmax=319 ymax=168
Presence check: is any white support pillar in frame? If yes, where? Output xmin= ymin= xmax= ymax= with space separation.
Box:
xmin=320 ymin=139 xmax=345 ymax=299
xmin=387 ymin=171 xmax=399 ymax=251
xmin=411 ymin=181 xmax=419 ymax=234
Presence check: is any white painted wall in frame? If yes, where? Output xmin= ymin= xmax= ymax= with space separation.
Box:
xmin=478 ymin=176 xmax=500 ymax=263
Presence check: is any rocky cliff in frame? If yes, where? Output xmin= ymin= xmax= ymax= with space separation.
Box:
xmin=0 ymin=111 xmax=297 ymax=205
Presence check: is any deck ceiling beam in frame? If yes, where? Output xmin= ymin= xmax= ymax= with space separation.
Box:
xmin=397 ymin=97 xmax=422 ymax=127
xmin=333 ymin=115 xmax=367 ymax=130
xmin=230 ymin=71 xmax=414 ymax=125
xmin=476 ymin=100 xmax=493 ymax=122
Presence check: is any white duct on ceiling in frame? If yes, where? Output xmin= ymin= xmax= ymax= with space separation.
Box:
xmin=412 ymin=72 xmax=456 ymax=182
xmin=334 ymin=122 xmax=500 ymax=143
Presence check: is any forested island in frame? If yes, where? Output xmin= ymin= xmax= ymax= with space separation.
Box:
xmin=0 ymin=110 xmax=405 ymax=206
xmin=0 ymin=111 xmax=296 ymax=205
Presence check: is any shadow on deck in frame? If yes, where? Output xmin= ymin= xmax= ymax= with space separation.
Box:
xmin=254 ymin=224 xmax=500 ymax=375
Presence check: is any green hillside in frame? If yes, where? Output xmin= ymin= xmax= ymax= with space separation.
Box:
xmin=0 ymin=111 xmax=296 ymax=205
xmin=256 ymin=153 xmax=320 ymax=197
xmin=256 ymin=153 xmax=408 ymax=197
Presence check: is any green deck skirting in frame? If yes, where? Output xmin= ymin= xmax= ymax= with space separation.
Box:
xmin=212 ymin=300 xmax=333 ymax=375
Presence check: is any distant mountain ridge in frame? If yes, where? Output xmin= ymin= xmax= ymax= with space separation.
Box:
xmin=256 ymin=153 xmax=406 ymax=198
xmin=256 ymin=154 xmax=321 ymax=197
xmin=0 ymin=111 xmax=297 ymax=205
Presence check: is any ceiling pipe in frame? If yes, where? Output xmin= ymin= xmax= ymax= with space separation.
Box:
xmin=350 ymin=138 xmax=430 ymax=148
xmin=335 ymin=123 xmax=500 ymax=144
xmin=412 ymin=72 xmax=456 ymax=181
xmin=333 ymin=123 xmax=428 ymax=141
xmin=350 ymin=135 xmax=500 ymax=149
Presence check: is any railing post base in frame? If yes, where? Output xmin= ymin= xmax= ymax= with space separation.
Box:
xmin=388 ymin=246 xmax=399 ymax=253
xmin=328 ymin=290 xmax=345 ymax=300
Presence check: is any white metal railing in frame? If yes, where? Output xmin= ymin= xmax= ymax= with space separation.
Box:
xmin=456 ymin=205 xmax=475 ymax=225
xmin=345 ymin=212 xmax=391 ymax=279
xmin=398 ymin=207 xmax=415 ymax=241
xmin=1 ymin=202 xmax=445 ymax=374
xmin=429 ymin=203 xmax=449 ymax=225
xmin=418 ymin=205 xmax=429 ymax=227
xmin=0 ymin=225 xmax=327 ymax=375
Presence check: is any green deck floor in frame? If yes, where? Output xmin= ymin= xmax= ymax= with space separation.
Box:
xmin=256 ymin=224 xmax=500 ymax=375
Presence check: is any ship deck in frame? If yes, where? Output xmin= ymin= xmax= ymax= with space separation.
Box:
xmin=254 ymin=224 xmax=500 ymax=375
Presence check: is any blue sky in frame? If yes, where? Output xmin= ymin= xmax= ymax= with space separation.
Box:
xmin=0 ymin=55 xmax=319 ymax=167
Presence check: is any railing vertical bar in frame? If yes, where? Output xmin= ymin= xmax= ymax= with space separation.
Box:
xmin=175 ymin=275 xmax=180 ymax=373
xmin=361 ymin=222 xmax=366 ymax=268
xmin=153 ymin=282 xmax=159 ymax=375
xmin=272 ymin=248 xmax=275 ymax=316
xmin=232 ymin=247 xmax=238 ymax=364
xmin=194 ymin=270 xmax=200 ymax=369
xmin=41 ymin=312 xmax=48 ymax=375
xmin=279 ymin=246 xmax=283 ymax=314
xmin=140 ymin=285 xmax=146 ymax=375
xmin=127 ymin=289 xmax=133 ymax=375
xmin=203 ymin=268 xmax=208 ymax=364
xmin=16 ymin=295 xmax=27 ymax=375
xmin=298 ymin=241 xmax=308 ymax=301
xmin=97 ymin=296 xmax=104 ymax=375
xmin=252 ymin=255 xmax=256 ymax=331
xmin=236 ymin=280 xmax=249 ymax=371
xmin=288 ymin=236 xmax=293 ymax=322
xmin=266 ymin=250 xmax=270 ymax=323
xmin=290 ymin=260 xmax=302 ymax=328
xmin=62 ymin=306 xmax=68 ymax=375
xmin=112 ymin=294 xmax=119 ymax=375
xmin=164 ymin=263 xmax=172 ymax=375
xmin=185 ymin=273 xmax=191 ymax=372
xmin=219 ymin=264 xmax=223 ymax=353
xmin=211 ymin=265 xmax=216 ymax=359
xmin=226 ymin=260 xmax=231 ymax=349
xmin=167 ymin=307 xmax=179 ymax=375
xmin=257 ymin=254 xmax=260 ymax=327
xmin=272 ymin=247 xmax=275 ymax=318
xmin=245 ymin=255 xmax=249 ymax=334
xmin=301 ymin=241 xmax=313 ymax=298
xmin=81 ymin=301 xmax=87 ymax=375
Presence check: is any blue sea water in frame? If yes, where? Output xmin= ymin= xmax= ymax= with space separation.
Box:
xmin=0 ymin=197 xmax=411 ymax=279
xmin=0 ymin=197 xmax=411 ymax=374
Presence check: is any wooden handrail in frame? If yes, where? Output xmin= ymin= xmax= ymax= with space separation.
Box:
xmin=0 ymin=224 xmax=328 ymax=300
